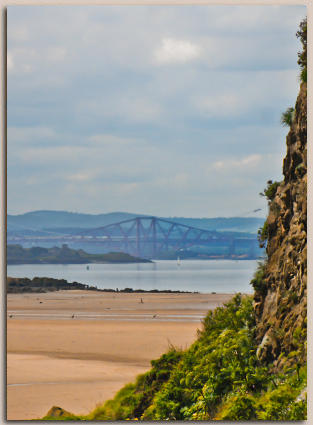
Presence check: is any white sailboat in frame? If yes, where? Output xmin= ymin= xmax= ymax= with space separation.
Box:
xmin=177 ymin=256 xmax=181 ymax=266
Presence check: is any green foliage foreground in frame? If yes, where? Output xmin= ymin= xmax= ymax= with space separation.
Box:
xmin=42 ymin=295 xmax=306 ymax=421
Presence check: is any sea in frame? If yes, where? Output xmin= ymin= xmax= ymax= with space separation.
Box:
xmin=7 ymin=259 xmax=259 ymax=294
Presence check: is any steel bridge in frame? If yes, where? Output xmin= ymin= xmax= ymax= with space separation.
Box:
xmin=76 ymin=216 xmax=256 ymax=258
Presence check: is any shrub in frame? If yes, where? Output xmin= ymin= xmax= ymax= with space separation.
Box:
xmin=250 ymin=261 xmax=267 ymax=295
xmin=256 ymin=380 xmax=306 ymax=420
xmin=296 ymin=18 xmax=307 ymax=82
xmin=257 ymin=221 xmax=269 ymax=248
xmin=259 ymin=180 xmax=280 ymax=202
xmin=147 ymin=295 xmax=268 ymax=420
xmin=87 ymin=347 xmax=183 ymax=420
xmin=281 ymin=107 xmax=295 ymax=127
xmin=215 ymin=391 xmax=257 ymax=420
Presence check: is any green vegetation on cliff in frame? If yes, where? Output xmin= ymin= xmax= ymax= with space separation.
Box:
xmin=296 ymin=17 xmax=307 ymax=82
xmin=42 ymin=295 xmax=306 ymax=421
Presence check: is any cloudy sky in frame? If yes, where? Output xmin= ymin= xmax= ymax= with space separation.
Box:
xmin=7 ymin=5 xmax=306 ymax=217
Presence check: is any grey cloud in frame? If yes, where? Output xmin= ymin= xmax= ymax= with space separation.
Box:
xmin=7 ymin=5 xmax=306 ymax=215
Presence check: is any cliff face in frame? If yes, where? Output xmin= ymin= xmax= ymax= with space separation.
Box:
xmin=254 ymin=82 xmax=307 ymax=367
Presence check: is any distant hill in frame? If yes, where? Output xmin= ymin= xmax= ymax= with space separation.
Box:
xmin=7 ymin=244 xmax=152 ymax=265
xmin=7 ymin=211 xmax=143 ymax=231
xmin=7 ymin=210 xmax=265 ymax=234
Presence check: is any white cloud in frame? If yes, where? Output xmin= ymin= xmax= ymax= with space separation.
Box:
xmin=9 ymin=26 xmax=29 ymax=43
xmin=16 ymin=146 xmax=84 ymax=163
xmin=173 ymin=173 xmax=190 ymax=188
xmin=67 ymin=172 xmax=94 ymax=182
xmin=213 ymin=154 xmax=262 ymax=170
xmin=25 ymin=176 xmax=38 ymax=185
xmin=7 ymin=47 xmax=37 ymax=74
xmin=7 ymin=53 xmax=14 ymax=71
xmin=80 ymin=95 xmax=162 ymax=124
xmin=118 ymin=182 xmax=139 ymax=194
xmin=124 ymin=97 xmax=162 ymax=122
xmin=46 ymin=47 xmax=67 ymax=63
xmin=87 ymin=133 xmax=135 ymax=146
xmin=197 ymin=94 xmax=243 ymax=118
xmin=213 ymin=6 xmax=306 ymax=35
xmin=154 ymin=38 xmax=202 ymax=65
xmin=8 ymin=126 xmax=56 ymax=144
xmin=193 ymin=68 xmax=298 ymax=120
xmin=240 ymin=155 xmax=262 ymax=166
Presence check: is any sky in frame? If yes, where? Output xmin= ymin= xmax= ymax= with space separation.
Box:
xmin=7 ymin=5 xmax=306 ymax=218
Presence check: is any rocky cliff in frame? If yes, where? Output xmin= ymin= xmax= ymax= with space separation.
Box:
xmin=254 ymin=80 xmax=307 ymax=368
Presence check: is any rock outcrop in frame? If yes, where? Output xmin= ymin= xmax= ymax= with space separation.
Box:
xmin=254 ymin=81 xmax=307 ymax=368
xmin=44 ymin=406 xmax=74 ymax=419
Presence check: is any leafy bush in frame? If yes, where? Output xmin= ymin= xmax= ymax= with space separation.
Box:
xmin=86 ymin=347 xmax=183 ymax=420
xmin=281 ymin=107 xmax=295 ymax=127
xmin=250 ymin=261 xmax=267 ymax=295
xmin=255 ymin=373 xmax=307 ymax=420
xmin=296 ymin=18 xmax=307 ymax=82
xmin=142 ymin=295 xmax=268 ymax=420
xmin=259 ymin=180 xmax=280 ymax=202
xmin=215 ymin=391 xmax=258 ymax=420
xmin=257 ymin=221 xmax=269 ymax=248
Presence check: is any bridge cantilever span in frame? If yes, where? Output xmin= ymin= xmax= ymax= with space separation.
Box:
xmin=76 ymin=216 xmax=250 ymax=258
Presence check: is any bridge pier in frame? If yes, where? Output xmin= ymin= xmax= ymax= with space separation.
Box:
xmin=152 ymin=217 xmax=156 ymax=258
xmin=136 ymin=217 xmax=141 ymax=257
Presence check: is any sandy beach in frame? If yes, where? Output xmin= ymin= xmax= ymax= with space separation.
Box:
xmin=7 ymin=290 xmax=233 ymax=420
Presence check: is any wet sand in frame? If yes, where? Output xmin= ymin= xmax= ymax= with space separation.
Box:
xmin=7 ymin=290 xmax=233 ymax=420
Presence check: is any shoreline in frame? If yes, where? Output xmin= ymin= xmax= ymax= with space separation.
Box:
xmin=7 ymin=276 xmax=200 ymax=294
xmin=7 ymin=255 xmax=265 ymax=265
xmin=7 ymin=290 xmax=235 ymax=420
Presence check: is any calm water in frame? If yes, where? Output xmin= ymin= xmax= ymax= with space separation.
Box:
xmin=7 ymin=260 xmax=258 ymax=294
